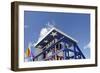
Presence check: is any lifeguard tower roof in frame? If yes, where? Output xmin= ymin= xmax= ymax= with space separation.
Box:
xmin=34 ymin=27 xmax=78 ymax=49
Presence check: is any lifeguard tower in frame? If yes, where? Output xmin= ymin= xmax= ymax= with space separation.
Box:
xmin=33 ymin=27 xmax=85 ymax=61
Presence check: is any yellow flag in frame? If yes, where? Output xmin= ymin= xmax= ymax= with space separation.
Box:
xmin=25 ymin=48 xmax=30 ymax=57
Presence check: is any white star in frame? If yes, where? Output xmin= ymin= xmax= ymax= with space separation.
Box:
xmin=37 ymin=45 xmax=42 ymax=48
xmin=50 ymin=32 xmax=57 ymax=37
xmin=44 ymin=40 xmax=48 ymax=43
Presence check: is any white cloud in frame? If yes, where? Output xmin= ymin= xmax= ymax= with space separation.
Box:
xmin=37 ymin=22 xmax=54 ymax=42
xmin=84 ymin=42 xmax=90 ymax=49
xmin=32 ymin=22 xmax=55 ymax=47
xmin=39 ymin=27 xmax=49 ymax=38
xmin=28 ymin=42 xmax=32 ymax=49
xmin=28 ymin=41 xmax=35 ymax=49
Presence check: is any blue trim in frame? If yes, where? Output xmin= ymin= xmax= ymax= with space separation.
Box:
xmin=74 ymin=43 xmax=86 ymax=59
xmin=33 ymin=37 xmax=85 ymax=61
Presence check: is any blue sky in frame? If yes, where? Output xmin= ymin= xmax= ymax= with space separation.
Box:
xmin=24 ymin=11 xmax=90 ymax=59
